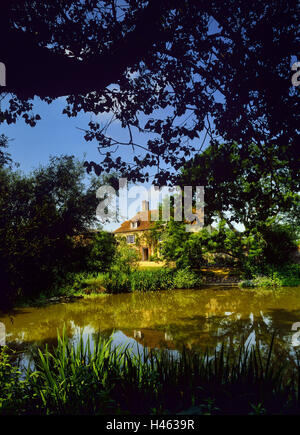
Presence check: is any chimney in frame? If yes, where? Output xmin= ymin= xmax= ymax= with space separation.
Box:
xmin=142 ymin=200 xmax=149 ymax=212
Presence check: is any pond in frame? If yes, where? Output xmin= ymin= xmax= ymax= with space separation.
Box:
xmin=1 ymin=286 xmax=300 ymax=367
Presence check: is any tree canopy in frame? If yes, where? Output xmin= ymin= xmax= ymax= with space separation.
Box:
xmin=179 ymin=141 xmax=300 ymax=231
xmin=1 ymin=0 xmax=299 ymax=183
xmin=0 ymin=145 xmax=116 ymax=308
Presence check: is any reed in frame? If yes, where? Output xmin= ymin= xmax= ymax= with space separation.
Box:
xmin=1 ymin=330 xmax=300 ymax=414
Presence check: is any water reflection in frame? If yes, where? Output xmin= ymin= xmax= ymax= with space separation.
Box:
xmin=1 ymin=286 xmax=300 ymax=367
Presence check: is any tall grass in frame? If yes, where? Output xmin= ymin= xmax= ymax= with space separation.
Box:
xmin=104 ymin=268 xmax=201 ymax=293
xmin=130 ymin=269 xmax=174 ymax=292
xmin=1 ymin=330 xmax=300 ymax=415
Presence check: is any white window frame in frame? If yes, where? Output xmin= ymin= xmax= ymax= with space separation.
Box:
xmin=127 ymin=235 xmax=135 ymax=244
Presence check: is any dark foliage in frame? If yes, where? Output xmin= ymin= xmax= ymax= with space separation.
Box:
xmin=0 ymin=152 xmax=115 ymax=309
xmin=0 ymin=1 xmax=298 ymax=183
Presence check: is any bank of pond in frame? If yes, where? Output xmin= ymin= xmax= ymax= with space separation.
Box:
xmin=6 ymin=263 xmax=300 ymax=311
xmin=71 ymin=263 xmax=300 ymax=297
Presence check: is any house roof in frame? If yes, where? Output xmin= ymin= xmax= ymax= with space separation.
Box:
xmin=113 ymin=208 xmax=205 ymax=234
xmin=113 ymin=210 xmax=158 ymax=233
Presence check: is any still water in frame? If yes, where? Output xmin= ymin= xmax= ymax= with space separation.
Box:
xmin=1 ymin=286 xmax=300 ymax=366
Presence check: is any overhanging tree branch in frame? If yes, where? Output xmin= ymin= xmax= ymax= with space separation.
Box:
xmin=1 ymin=0 xmax=175 ymax=99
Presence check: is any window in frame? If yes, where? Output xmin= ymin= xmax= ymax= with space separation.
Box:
xmin=127 ymin=235 xmax=135 ymax=244
xmin=131 ymin=221 xmax=139 ymax=229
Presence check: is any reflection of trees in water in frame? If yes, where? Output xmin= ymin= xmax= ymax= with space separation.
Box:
xmin=1 ymin=287 xmax=300 ymax=365
xmin=120 ymin=291 xmax=300 ymax=362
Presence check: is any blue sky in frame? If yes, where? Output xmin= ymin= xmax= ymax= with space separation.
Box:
xmin=1 ymin=96 xmax=114 ymax=173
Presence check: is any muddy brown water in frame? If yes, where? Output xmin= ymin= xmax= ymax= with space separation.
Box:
xmin=1 ymin=286 xmax=300 ymax=368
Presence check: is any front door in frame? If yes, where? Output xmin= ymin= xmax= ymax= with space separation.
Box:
xmin=142 ymin=247 xmax=149 ymax=261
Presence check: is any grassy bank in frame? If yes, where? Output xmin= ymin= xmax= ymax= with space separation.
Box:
xmin=239 ymin=264 xmax=300 ymax=288
xmin=12 ymin=262 xmax=300 ymax=309
xmin=10 ymin=268 xmax=201 ymax=308
xmin=0 ymin=331 xmax=300 ymax=415
xmin=71 ymin=267 xmax=202 ymax=295
xmin=73 ymin=264 xmax=300 ymax=296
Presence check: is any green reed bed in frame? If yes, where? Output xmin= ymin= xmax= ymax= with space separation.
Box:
xmin=103 ymin=268 xmax=201 ymax=293
xmin=59 ymin=268 xmax=202 ymax=297
xmin=0 ymin=331 xmax=300 ymax=415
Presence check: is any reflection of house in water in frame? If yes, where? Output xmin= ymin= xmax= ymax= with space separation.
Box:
xmin=133 ymin=330 xmax=143 ymax=339
xmin=164 ymin=332 xmax=174 ymax=341
xmin=126 ymin=327 xmax=216 ymax=352
xmin=126 ymin=328 xmax=177 ymax=350
xmin=133 ymin=329 xmax=173 ymax=342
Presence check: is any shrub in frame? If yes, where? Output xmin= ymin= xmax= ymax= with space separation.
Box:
xmin=271 ymin=264 xmax=300 ymax=286
xmin=113 ymin=240 xmax=140 ymax=275
xmin=104 ymin=272 xmax=131 ymax=294
xmin=260 ymin=224 xmax=298 ymax=266
xmin=0 ymin=347 xmax=26 ymax=413
xmin=71 ymin=272 xmax=107 ymax=294
xmin=173 ymin=268 xmax=201 ymax=289
xmin=239 ymin=264 xmax=300 ymax=288
xmin=83 ymin=231 xmax=117 ymax=274
xmin=239 ymin=280 xmax=256 ymax=288
xmin=253 ymin=275 xmax=281 ymax=288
